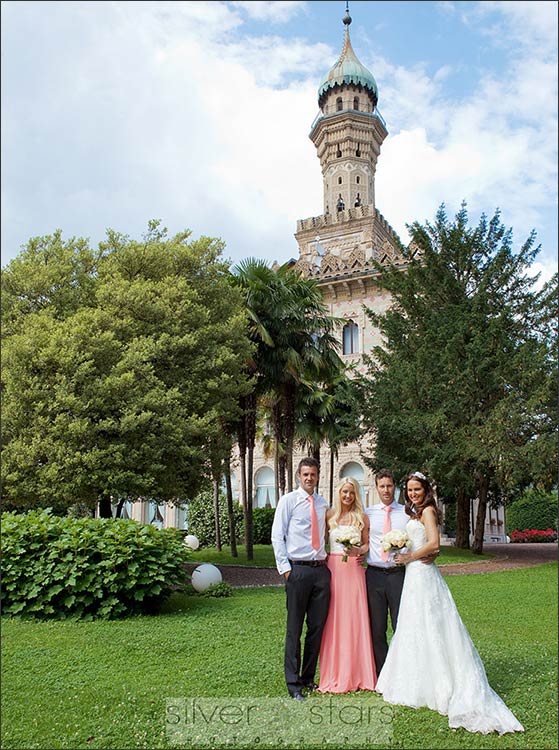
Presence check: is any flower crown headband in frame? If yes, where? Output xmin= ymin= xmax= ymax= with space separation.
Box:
xmin=411 ymin=471 xmax=427 ymax=481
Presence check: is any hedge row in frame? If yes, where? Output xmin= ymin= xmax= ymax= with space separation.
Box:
xmin=506 ymin=490 xmax=557 ymax=534
xmin=186 ymin=494 xmax=276 ymax=547
xmin=1 ymin=509 xmax=189 ymax=619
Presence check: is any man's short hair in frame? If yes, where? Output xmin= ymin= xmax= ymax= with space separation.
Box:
xmin=297 ymin=456 xmax=320 ymax=474
xmin=375 ymin=468 xmax=395 ymax=485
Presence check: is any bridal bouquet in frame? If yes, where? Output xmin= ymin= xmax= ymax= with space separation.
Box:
xmin=381 ymin=529 xmax=412 ymax=557
xmin=335 ymin=532 xmax=361 ymax=562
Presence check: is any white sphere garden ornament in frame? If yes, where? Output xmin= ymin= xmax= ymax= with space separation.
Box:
xmin=183 ymin=534 xmax=200 ymax=551
xmin=191 ymin=564 xmax=222 ymax=593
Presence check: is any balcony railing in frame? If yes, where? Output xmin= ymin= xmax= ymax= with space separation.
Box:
xmin=310 ymin=106 xmax=386 ymax=133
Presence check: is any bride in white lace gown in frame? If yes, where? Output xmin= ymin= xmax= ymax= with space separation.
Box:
xmin=376 ymin=472 xmax=524 ymax=735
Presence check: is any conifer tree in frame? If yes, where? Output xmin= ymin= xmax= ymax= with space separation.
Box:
xmin=360 ymin=203 xmax=557 ymax=551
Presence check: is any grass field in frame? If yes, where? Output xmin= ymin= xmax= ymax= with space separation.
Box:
xmin=2 ymin=563 xmax=556 ymax=749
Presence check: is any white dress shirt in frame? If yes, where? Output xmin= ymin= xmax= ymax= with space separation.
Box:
xmin=365 ymin=501 xmax=408 ymax=568
xmin=271 ymin=488 xmax=328 ymax=575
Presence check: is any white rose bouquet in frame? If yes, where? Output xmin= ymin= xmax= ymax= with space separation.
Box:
xmin=381 ymin=529 xmax=412 ymax=558
xmin=335 ymin=532 xmax=362 ymax=562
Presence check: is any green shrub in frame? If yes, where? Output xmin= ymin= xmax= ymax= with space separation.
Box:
xmin=201 ymin=581 xmax=234 ymax=598
xmin=506 ymin=489 xmax=558 ymax=534
xmin=252 ymin=506 xmax=276 ymax=544
xmin=187 ymin=491 xmax=244 ymax=547
xmin=0 ymin=509 xmax=189 ymax=620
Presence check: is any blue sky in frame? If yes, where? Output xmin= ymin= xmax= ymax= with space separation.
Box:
xmin=2 ymin=1 xmax=557 ymax=284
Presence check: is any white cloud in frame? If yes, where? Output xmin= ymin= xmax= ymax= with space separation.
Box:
xmin=231 ymin=1 xmax=307 ymax=24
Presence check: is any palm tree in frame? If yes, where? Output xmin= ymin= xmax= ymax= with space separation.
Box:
xmin=255 ymin=265 xmax=343 ymax=495
xmin=230 ymin=259 xmax=344 ymax=547
xmin=296 ymin=370 xmax=364 ymax=503
xmin=230 ymin=259 xmax=284 ymax=557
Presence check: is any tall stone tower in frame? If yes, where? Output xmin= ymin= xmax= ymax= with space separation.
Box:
xmin=290 ymin=4 xmax=406 ymax=505
xmin=294 ymin=4 xmax=404 ymax=289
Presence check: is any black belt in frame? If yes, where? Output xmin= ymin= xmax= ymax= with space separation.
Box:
xmin=368 ymin=565 xmax=404 ymax=574
xmin=290 ymin=560 xmax=327 ymax=567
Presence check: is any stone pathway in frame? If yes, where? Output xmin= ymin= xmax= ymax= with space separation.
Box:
xmin=186 ymin=543 xmax=557 ymax=588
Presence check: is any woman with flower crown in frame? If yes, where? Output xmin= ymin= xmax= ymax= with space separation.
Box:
xmin=317 ymin=477 xmax=377 ymax=693
xmin=375 ymin=471 xmax=524 ymax=735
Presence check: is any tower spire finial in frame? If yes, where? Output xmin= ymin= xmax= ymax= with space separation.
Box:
xmin=343 ymin=1 xmax=351 ymax=27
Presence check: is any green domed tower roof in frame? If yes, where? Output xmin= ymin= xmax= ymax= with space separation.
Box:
xmin=318 ymin=6 xmax=378 ymax=108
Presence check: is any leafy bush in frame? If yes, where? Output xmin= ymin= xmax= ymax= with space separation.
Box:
xmin=509 ymin=528 xmax=558 ymax=543
xmin=1 ymin=509 xmax=189 ymax=619
xmin=506 ymin=490 xmax=558 ymax=534
xmin=186 ymin=491 xmax=244 ymax=547
xmin=252 ymin=507 xmax=276 ymax=544
xmin=201 ymin=581 xmax=233 ymax=598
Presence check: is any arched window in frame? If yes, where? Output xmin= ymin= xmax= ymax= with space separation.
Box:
xmin=338 ymin=176 xmax=342 ymax=185
xmin=255 ymin=466 xmax=276 ymax=508
xmin=149 ymin=500 xmax=165 ymax=529
xmin=353 ymin=97 xmax=359 ymax=111
xmin=336 ymin=97 xmax=343 ymax=111
xmin=343 ymin=321 xmax=359 ymax=355
xmin=340 ymin=462 xmax=365 ymax=506
xmin=176 ymin=504 xmax=188 ymax=530
xmin=119 ymin=500 xmax=133 ymax=520
xmin=356 ymin=175 xmax=360 ymax=184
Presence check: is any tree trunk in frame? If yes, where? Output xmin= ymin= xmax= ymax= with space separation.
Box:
xmin=285 ymin=389 xmax=296 ymax=493
xmin=245 ymin=393 xmax=256 ymax=561
xmin=98 ymin=492 xmax=113 ymax=519
xmin=312 ymin=444 xmax=321 ymax=469
xmin=454 ymin=485 xmax=470 ymax=549
xmin=329 ymin=447 xmax=335 ymax=507
xmin=286 ymin=436 xmax=294 ymax=493
xmin=224 ymin=455 xmax=238 ymax=558
xmin=272 ymin=402 xmax=284 ymax=500
xmin=274 ymin=446 xmax=280 ymax=505
xmin=278 ymin=454 xmax=287 ymax=497
xmin=213 ymin=476 xmax=222 ymax=552
xmin=237 ymin=435 xmax=249 ymax=559
xmin=472 ymin=474 xmax=489 ymax=554
xmin=245 ymin=443 xmax=254 ymax=561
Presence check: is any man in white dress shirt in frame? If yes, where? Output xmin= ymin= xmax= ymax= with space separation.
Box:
xmin=271 ymin=457 xmax=331 ymax=701
xmin=365 ymin=469 xmax=438 ymax=674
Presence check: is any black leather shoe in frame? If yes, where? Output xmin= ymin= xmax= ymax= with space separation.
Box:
xmin=302 ymin=681 xmax=319 ymax=692
xmin=289 ymin=690 xmax=306 ymax=701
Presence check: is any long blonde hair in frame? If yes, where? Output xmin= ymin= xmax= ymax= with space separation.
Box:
xmin=328 ymin=477 xmax=365 ymax=531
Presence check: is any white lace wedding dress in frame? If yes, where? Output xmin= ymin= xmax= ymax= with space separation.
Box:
xmin=375 ymin=519 xmax=524 ymax=734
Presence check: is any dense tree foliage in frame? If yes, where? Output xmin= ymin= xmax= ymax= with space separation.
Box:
xmin=360 ymin=203 xmax=557 ymax=552
xmin=1 ymin=222 xmax=252 ymax=515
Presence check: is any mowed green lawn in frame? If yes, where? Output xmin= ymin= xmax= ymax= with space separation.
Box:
xmin=2 ymin=563 xmax=556 ymax=750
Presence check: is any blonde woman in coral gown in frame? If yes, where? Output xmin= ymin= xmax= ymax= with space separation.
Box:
xmin=376 ymin=471 xmax=524 ymax=735
xmin=318 ymin=477 xmax=377 ymax=693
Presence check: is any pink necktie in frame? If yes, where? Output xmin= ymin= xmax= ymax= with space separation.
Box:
xmin=381 ymin=505 xmax=392 ymax=562
xmin=307 ymin=495 xmax=320 ymax=551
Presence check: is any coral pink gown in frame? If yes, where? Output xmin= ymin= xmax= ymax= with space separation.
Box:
xmin=318 ymin=525 xmax=377 ymax=693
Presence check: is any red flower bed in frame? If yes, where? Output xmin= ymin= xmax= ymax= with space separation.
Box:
xmin=510 ymin=528 xmax=558 ymax=543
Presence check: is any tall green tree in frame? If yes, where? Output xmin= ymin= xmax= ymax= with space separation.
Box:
xmin=2 ymin=222 xmax=252 ymax=515
xmin=360 ymin=203 xmax=557 ymax=552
